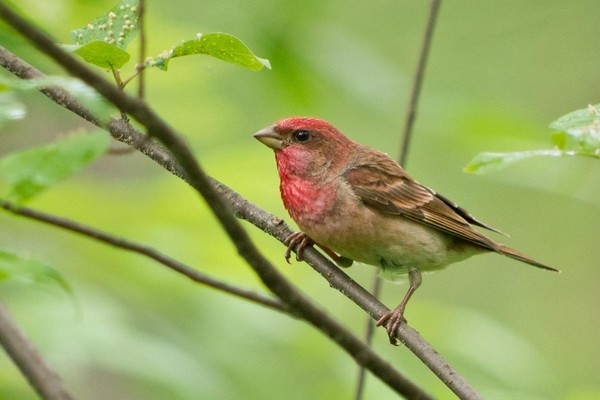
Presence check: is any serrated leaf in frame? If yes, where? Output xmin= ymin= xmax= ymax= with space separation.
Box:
xmin=71 ymin=0 xmax=139 ymax=50
xmin=0 ymin=249 xmax=72 ymax=296
xmin=71 ymin=40 xmax=131 ymax=69
xmin=0 ymin=92 xmax=26 ymax=127
xmin=464 ymin=150 xmax=564 ymax=174
xmin=149 ymin=33 xmax=271 ymax=71
xmin=0 ymin=131 xmax=110 ymax=203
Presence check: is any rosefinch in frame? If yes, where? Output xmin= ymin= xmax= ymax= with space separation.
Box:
xmin=254 ymin=117 xmax=558 ymax=344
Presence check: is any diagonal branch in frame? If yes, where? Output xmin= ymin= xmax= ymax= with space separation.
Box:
xmin=0 ymin=4 xmax=434 ymax=399
xmin=0 ymin=199 xmax=288 ymax=313
xmin=0 ymin=302 xmax=77 ymax=400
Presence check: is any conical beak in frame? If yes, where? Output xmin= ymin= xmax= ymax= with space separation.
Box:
xmin=253 ymin=125 xmax=284 ymax=150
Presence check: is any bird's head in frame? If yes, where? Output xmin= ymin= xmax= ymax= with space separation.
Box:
xmin=253 ymin=117 xmax=356 ymax=181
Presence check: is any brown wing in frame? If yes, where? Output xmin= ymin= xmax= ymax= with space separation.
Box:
xmin=343 ymin=150 xmax=501 ymax=252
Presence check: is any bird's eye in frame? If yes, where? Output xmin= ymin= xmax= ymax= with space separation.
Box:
xmin=294 ymin=130 xmax=310 ymax=142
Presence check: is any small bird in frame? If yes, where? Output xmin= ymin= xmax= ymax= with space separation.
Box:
xmin=254 ymin=117 xmax=558 ymax=344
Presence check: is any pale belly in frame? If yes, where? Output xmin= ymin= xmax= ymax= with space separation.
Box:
xmin=295 ymin=192 xmax=481 ymax=281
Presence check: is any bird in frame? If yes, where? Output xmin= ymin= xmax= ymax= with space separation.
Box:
xmin=253 ymin=116 xmax=558 ymax=344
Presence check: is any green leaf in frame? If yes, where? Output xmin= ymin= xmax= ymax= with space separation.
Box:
xmin=549 ymin=103 xmax=600 ymax=154
xmin=0 ymin=249 xmax=72 ymax=296
xmin=149 ymin=33 xmax=271 ymax=71
xmin=71 ymin=0 xmax=139 ymax=50
xmin=549 ymin=103 xmax=600 ymax=133
xmin=0 ymin=92 xmax=26 ymax=127
xmin=70 ymin=40 xmax=131 ymax=69
xmin=68 ymin=0 xmax=139 ymax=69
xmin=0 ymin=131 xmax=110 ymax=203
xmin=463 ymin=150 xmax=564 ymax=174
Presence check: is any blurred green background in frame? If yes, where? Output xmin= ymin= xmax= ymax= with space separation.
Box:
xmin=1 ymin=0 xmax=599 ymax=399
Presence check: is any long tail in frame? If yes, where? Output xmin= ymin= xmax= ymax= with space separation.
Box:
xmin=496 ymin=244 xmax=560 ymax=272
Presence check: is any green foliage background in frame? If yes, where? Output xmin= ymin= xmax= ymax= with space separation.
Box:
xmin=0 ymin=1 xmax=599 ymax=399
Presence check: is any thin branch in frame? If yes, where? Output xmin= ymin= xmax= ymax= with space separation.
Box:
xmin=399 ymin=0 xmax=442 ymax=167
xmin=0 ymin=5 xmax=433 ymax=399
xmin=357 ymin=1 xmax=444 ymax=398
xmin=0 ymin=42 xmax=481 ymax=399
xmin=136 ymin=0 xmax=145 ymax=99
xmin=0 ymin=199 xmax=288 ymax=313
xmin=0 ymin=302 xmax=77 ymax=400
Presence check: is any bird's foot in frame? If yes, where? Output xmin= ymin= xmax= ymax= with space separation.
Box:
xmin=376 ymin=306 xmax=407 ymax=346
xmin=284 ymin=232 xmax=313 ymax=263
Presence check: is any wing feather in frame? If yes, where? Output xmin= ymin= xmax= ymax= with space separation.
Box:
xmin=343 ymin=151 xmax=500 ymax=251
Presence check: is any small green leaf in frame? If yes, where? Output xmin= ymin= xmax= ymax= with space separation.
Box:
xmin=149 ymin=33 xmax=271 ymax=71
xmin=0 ymin=249 xmax=72 ymax=296
xmin=464 ymin=150 xmax=564 ymax=174
xmin=550 ymin=131 xmax=569 ymax=150
xmin=549 ymin=104 xmax=600 ymax=154
xmin=71 ymin=40 xmax=131 ymax=69
xmin=0 ymin=131 xmax=110 ymax=203
xmin=0 ymin=92 xmax=26 ymax=127
xmin=71 ymin=0 xmax=139 ymax=50
xmin=549 ymin=103 xmax=600 ymax=133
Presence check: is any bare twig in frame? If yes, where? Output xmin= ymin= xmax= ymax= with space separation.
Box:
xmin=0 ymin=302 xmax=77 ymax=400
xmin=0 ymin=199 xmax=288 ymax=313
xmin=0 ymin=5 xmax=434 ymax=399
xmin=356 ymin=1 xmax=444 ymax=399
xmin=398 ymin=0 xmax=442 ymax=166
xmin=137 ymin=0 xmax=145 ymax=99
xmin=0 ymin=41 xmax=481 ymax=399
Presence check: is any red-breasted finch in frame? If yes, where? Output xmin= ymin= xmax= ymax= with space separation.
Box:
xmin=254 ymin=117 xmax=558 ymax=344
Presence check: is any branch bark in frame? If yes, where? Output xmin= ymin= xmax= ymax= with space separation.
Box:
xmin=0 ymin=3 xmax=482 ymax=398
xmin=0 ymin=302 xmax=76 ymax=400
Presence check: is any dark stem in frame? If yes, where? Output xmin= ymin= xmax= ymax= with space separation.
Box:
xmin=137 ymin=0 xmax=145 ymax=99
xmin=398 ymin=0 xmax=441 ymax=166
xmin=0 ymin=199 xmax=288 ymax=313
xmin=0 ymin=302 xmax=77 ymax=400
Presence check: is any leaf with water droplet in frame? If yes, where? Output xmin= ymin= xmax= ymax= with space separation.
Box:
xmin=67 ymin=0 xmax=138 ymax=69
xmin=150 ymin=32 xmax=271 ymax=71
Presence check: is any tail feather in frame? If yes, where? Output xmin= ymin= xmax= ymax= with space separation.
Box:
xmin=496 ymin=244 xmax=560 ymax=272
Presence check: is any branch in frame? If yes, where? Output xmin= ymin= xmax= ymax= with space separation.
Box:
xmin=398 ymin=0 xmax=442 ymax=167
xmin=0 ymin=4 xmax=483 ymax=398
xmin=0 ymin=302 xmax=77 ymax=400
xmin=0 ymin=199 xmax=288 ymax=314
xmin=0 ymin=5 xmax=433 ymax=399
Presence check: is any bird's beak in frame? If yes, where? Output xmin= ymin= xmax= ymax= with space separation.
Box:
xmin=253 ymin=125 xmax=284 ymax=150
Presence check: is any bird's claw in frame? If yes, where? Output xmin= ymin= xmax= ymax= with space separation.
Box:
xmin=376 ymin=306 xmax=407 ymax=346
xmin=284 ymin=232 xmax=314 ymax=263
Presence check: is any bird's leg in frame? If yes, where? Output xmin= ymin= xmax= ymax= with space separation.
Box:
xmin=376 ymin=267 xmax=422 ymax=345
xmin=315 ymin=244 xmax=354 ymax=268
xmin=284 ymin=232 xmax=314 ymax=263
xmin=284 ymin=232 xmax=354 ymax=267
